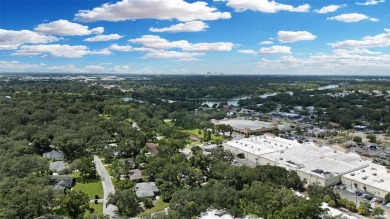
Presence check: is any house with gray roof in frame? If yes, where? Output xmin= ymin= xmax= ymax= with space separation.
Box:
xmin=49 ymin=161 xmax=67 ymax=175
xmin=135 ymin=182 xmax=158 ymax=199
xmin=49 ymin=176 xmax=76 ymax=192
xmin=43 ymin=150 xmax=64 ymax=161
xmin=129 ymin=169 xmax=143 ymax=182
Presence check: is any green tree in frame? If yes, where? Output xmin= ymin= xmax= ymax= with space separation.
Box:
xmin=372 ymin=206 xmax=384 ymax=218
xmin=366 ymin=133 xmax=377 ymax=143
xmin=385 ymin=192 xmax=390 ymax=203
xmin=353 ymin=136 xmax=362 ymax=144
xmin=55 ymin=190 xmax=91 ymax=219
xmin=107 ymin=189 xmax=140 ymax=217
xmin=357 ymin=201 xmax=370 ymax=216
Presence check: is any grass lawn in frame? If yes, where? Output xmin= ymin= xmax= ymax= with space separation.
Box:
xmin=137 ymin=198 xmax=170 ymax=217
xmin=72 ymin=172 xmax=104 ymax=200
xmin=185 ymin=128 xmax=227 ymax=143
xmin=85 ymin=202 xmax=103 ymax=217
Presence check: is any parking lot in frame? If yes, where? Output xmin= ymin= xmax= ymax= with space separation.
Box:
xmin=334 ymin=187 xmax=390 ymax=218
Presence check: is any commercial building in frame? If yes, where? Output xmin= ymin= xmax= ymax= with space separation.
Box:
xmin=342 ymin=163 xmax=390 ymax=199
xmin=223 ymin=135 xmax=369 ymax=187
xmin=212 ymin=119 xmax=278 ymax=136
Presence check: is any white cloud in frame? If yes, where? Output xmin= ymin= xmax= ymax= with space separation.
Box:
xmin=12 ymin=44 xmax=89 ymax=58
xmin=226 ymin=0 xmax=310 ymax=13
xmin=238 ymin=49 xmax=257 ymax=55
xmin=238 ymin=46 xmax=292 ymax=55
xmin=85 ymin=65 xmax=105 ymax=70
xmin=314 ymin=4 xmax=346 ymax=14
xmin=0 ymin=29 xmax=58 ymax=50
xmin=0 ymin=60 xmax=45 ymax=72
xmin=149 ymin=21 xmax=209 ymax=33
xmin=258 ymin=45 xmax=292 ymax=54
xmin=11 ymin=44 xmax=111 ymax=58
xmin=75 ymin=0 xmax=231 ymax=22
xmin=91 ymin=27 xmax=104 ymax=35
xmin=256 ymin=50 xmax=390 ymax=74
xmin=177 ymin=57 xmax=201 ymax=62
xmin=357 ymin=0 xmax=385 ymax=5
xmin=277 ymin=31 xmax=317 ymax=43
xmin=84 ymin=34 xmax=123 ymax=42
xmin=259 ymin=41 xmax=273 ymax=45
xmin=327 ymin=13 xmax=378 ymax=23
xmin=129 ymin=35 xmax=233 ymax=52
xmin=107 ymin=44 xmax=133 ymax=51
xmin=143 ymin=50 xmax=204 ymax=59
xmin=34 ymin=19 xmax=104 ymax=36
xmin=89 ymin=49 xmax=112 ymax=55
xmin=329 ymin=29 xmax=390 ymax=48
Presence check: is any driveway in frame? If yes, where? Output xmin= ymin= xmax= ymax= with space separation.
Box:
xmin=94 ymin=155 xmax=118 ymax=218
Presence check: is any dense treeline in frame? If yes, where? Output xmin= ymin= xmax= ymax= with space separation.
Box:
xmin=1 ymin=75 xmax=390 ymax=218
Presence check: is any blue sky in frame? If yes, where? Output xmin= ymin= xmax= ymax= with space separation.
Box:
xmin=0 ymin=0 xmax=389 ymax=75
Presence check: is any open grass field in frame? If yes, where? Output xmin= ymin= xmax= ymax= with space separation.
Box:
xmin=72 ymin=172 xmax=104 ymax=200
xmin=137 ymin=198 xmax=170 ymax=217
xmin=84 ymin=202 xmax=103 ymax=217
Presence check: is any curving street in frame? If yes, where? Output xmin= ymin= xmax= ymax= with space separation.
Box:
xmin=94 ymin=155 xmax=118 ymax=218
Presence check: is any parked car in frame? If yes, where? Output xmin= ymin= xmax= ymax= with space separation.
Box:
xmin=355 ymin=191 xmax=363 ymax=196
xmin=386 ymin=203 xmax=390 ymax=208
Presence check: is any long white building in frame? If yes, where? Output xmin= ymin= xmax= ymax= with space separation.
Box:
xmin=342 ymin=163 xmax=390 ymax=199
xmin=223 ymin=135 xmax=370 ymax=187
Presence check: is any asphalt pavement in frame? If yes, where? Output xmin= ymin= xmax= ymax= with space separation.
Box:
xmin=94 ymin=155 xmax=118 ymax=218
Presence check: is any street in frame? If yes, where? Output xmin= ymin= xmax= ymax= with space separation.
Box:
xmin=94 ymin=155 xmax=118 ymax=218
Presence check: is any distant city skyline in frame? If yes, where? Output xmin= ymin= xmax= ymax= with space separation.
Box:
xmin=0 ymin=0 xmax=389 ymax=75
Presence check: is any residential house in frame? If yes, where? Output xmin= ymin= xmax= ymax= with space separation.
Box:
xmin=129 ymin=169 xmax=143 ymax=182
xmin=135 ymin=182 xmax=159 ymax=199
xmin=49 ymin=175 xmax=76 ymax=192
xmin=43 ymin=150 xmax=64 ymax=161
xmin=49 ymin=161 xmax=67 ymax=175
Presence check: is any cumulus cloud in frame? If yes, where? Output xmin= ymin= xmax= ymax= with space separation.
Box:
xmin=226 ymin=0 xmax=310 ymax=13
xmin=91 ymin=27 xmax=104 ymax=35
xmin=0 ymin=29 xmax=59 ymax=50
xmin=75 ymin=0 xmax=231 ymax=22
xmin=277 ymin=31 xmax=317 ymax=43
xmin=149 ymin=21 xmax=209 ymax=33
xmin=238 ymin=45 xmax=292 ymax=55
xmin=84 ymin=34 xmax=123 ymax=42
xmin=357 ymin=0 xmax=385 ymax=5
xmin=329 ymin=29 xmax=390 ymax=48
xmin=314 ymin=4 xmax=346 ymax=14
xmin=129 ymin=35 xmax=234 ymax=52
xmin=327 ymin=13 xmax=378 ymax=22
xmin=107 ymin=44 xmax=133 ymax=51
xmin=259 ymin=41 xmax=273 ymax=45
xmin=34 ymin=19 xmax=104 ymax=36
xmin=11 ymin=44 xmax=111 ymax=58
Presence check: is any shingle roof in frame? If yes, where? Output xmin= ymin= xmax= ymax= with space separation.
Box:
xmin=135 ymin=182 xmax=158 ymax=198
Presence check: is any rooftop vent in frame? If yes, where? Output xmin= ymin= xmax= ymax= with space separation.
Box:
xmin=372 ymin=173 xmax=377 ymax=176
xmin=350 ymin=173 xmax=355 ymax=176
xmin=362 ymin=176 xmax=368 ymax=180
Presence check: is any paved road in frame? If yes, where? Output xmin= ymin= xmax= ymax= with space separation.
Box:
xmin=94 ymin=155 xmax=118 ymax=218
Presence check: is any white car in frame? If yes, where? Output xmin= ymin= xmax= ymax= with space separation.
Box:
xmin=386 ymin=203 xmax=390 ymax=208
